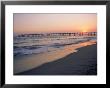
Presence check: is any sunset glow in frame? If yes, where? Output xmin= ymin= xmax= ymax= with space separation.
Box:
xmin=14 ymin=13 xmax=97 ymax=35
xmin=82 ymin=29 xmax=87 ymax=32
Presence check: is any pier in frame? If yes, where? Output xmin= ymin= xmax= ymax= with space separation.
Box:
xmin=16 ymin=32 xmax=97 ymax=38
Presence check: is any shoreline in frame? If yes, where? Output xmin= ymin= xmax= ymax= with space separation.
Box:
xmin=16 ymin=43 xmax=97 ymax=75
xmin=14 ymin=40 xmax=96 ymax=74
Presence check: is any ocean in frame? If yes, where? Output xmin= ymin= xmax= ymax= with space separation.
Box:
xmin=14 ymin=34 xmax=96 ymax=57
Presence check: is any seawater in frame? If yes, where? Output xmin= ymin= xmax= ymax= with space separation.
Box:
xmin=14 ymin=36 xmax=96 ymax=56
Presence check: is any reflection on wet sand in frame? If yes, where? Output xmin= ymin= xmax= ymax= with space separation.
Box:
xmin=14 ymin=40 xmax=96 ymax=74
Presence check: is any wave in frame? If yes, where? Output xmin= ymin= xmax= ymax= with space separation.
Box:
xmin=14 ymin=37 xmax=96 ymax=57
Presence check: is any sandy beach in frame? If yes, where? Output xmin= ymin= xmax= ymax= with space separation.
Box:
xmin=16 ymin=43 xmax=97 ymax=75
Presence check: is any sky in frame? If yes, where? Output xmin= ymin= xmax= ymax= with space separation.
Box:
xmin=14 ymin=13 xmax=97 ymax=35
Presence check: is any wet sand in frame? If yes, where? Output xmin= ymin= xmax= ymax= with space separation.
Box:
xmin=16 ymin=44 xmax=97 ymax=75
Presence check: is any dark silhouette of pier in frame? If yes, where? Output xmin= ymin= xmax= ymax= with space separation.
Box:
xmin=16 ymin=32 xmax=97 ymax=38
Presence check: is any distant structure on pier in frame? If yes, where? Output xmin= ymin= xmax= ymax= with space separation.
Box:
xmin=16 ymin=32 xmax=97 ymax=38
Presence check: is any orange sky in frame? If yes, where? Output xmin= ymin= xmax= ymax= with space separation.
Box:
xmin=14 ymin=13 xmax=97 ymax=35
